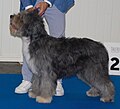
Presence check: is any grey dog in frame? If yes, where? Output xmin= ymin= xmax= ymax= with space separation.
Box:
xmin=10 ymin=10 xmax=115 ymax=103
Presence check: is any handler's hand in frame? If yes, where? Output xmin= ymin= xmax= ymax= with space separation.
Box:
xmin=35 ymin=2 xmax=49 ymax=16
xmin=26 ymin=7 xmax=35 ymax=12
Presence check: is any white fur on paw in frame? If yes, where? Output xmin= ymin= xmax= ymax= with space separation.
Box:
xmin=28 ymin=91 xmax=36 ymax=98
xmin=36 ymin=96 xmax=52 ymax=103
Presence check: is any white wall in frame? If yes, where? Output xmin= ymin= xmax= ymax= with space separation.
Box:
xmin=0 ymin=0 xmax=22 ymax=62
xmin=66 ymin=0 xmax=120 ymax=42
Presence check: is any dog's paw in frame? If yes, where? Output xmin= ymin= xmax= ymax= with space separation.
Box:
xmin=36 ymin=96 xmax=52 ymax=103
xmin=28 ymin=91 xmax=37 ymax=98
xmin=86 ymin=87 xmax=100 ymax=97
xmin=100 ymin=97 xmax=114 ymax=102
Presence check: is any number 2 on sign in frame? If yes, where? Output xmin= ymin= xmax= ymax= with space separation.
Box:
xmin=110 ymin=57 xmax=119 ymax=71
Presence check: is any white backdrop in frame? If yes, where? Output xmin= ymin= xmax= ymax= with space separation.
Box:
xmin=0 ymin=0 xmax=22 ymax=62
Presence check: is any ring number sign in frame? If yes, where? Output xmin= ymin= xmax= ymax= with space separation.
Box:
xmin=104 ymin=43 xmax=120 ymax=75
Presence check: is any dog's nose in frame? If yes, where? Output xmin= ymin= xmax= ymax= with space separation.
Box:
xmin=10 ymin=15 xmax=14 ymax=19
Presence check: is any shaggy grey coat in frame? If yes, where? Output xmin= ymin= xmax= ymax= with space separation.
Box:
xmin=10 ymin=10 xmax=115 ymax=103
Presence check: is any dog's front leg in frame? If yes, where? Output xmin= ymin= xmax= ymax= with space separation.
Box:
xmin=32 ymin=71 xmax=57 ymax=103
xmin=36 ymin=96 xmax=52 ymax=103
xmin=37 ymin=73 xmax=56 ymax=103
xmin=28 ymin=74 xmax=54 ymax=103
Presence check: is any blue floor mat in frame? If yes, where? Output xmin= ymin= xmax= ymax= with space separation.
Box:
xmin=0 ymin=74 xmax=119 ymax=109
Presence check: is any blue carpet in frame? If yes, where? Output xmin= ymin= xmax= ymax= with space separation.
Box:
xmin=0 ymin=74 xmax=119 ymax=109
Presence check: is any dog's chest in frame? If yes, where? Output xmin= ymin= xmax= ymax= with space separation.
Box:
xmin=22 ymin=37 xmax=37 ymax=74
xmin=22 ymin=37 xmax=30 ymax=61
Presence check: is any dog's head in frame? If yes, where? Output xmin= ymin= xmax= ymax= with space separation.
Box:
xmin=9 ymin=10 xmax=47 ymax=38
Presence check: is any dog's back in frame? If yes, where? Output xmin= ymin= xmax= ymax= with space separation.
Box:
xmin=31 ymin=37 xmax=109 ymax=78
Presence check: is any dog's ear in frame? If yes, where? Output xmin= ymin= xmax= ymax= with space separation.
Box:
xmin=26 ymin=8 xmax=39 ymax=16
xmin=32 ymin=9 xmax=39 ymax=16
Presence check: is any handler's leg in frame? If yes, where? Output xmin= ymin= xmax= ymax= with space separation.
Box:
xmin=15 ymin=58 xmax=32 ymax=94
xmin=44 ymin=5 xmax=65 ymax=38
xmin=44 ymin=5 xmax=65 ymax=96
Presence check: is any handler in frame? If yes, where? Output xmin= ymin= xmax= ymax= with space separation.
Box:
xmin=15 ymin=0 xmax=75 ymax=96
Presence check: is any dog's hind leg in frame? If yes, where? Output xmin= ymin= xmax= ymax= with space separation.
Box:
xmin=86 ymin=87 xmax=100 ymax=97
xmin=92 ymin=63 xmax=115 ymax=102
xmin=77 ymin=74 xmax=100 ymax=97
xmin=90 ymin=68 xmax=115 ymax=102
xmin=76 ymin=59 xmax=102 ymax=97
xmin=94 ymin=79 xmax=115 ymax=102
xmin=76 ymin=71 xmax=101 ymax=98
xmin=76 ymin=70 xmax=100 ymax=98
xmin=76 ymin=59 xmax=115 ymax=102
